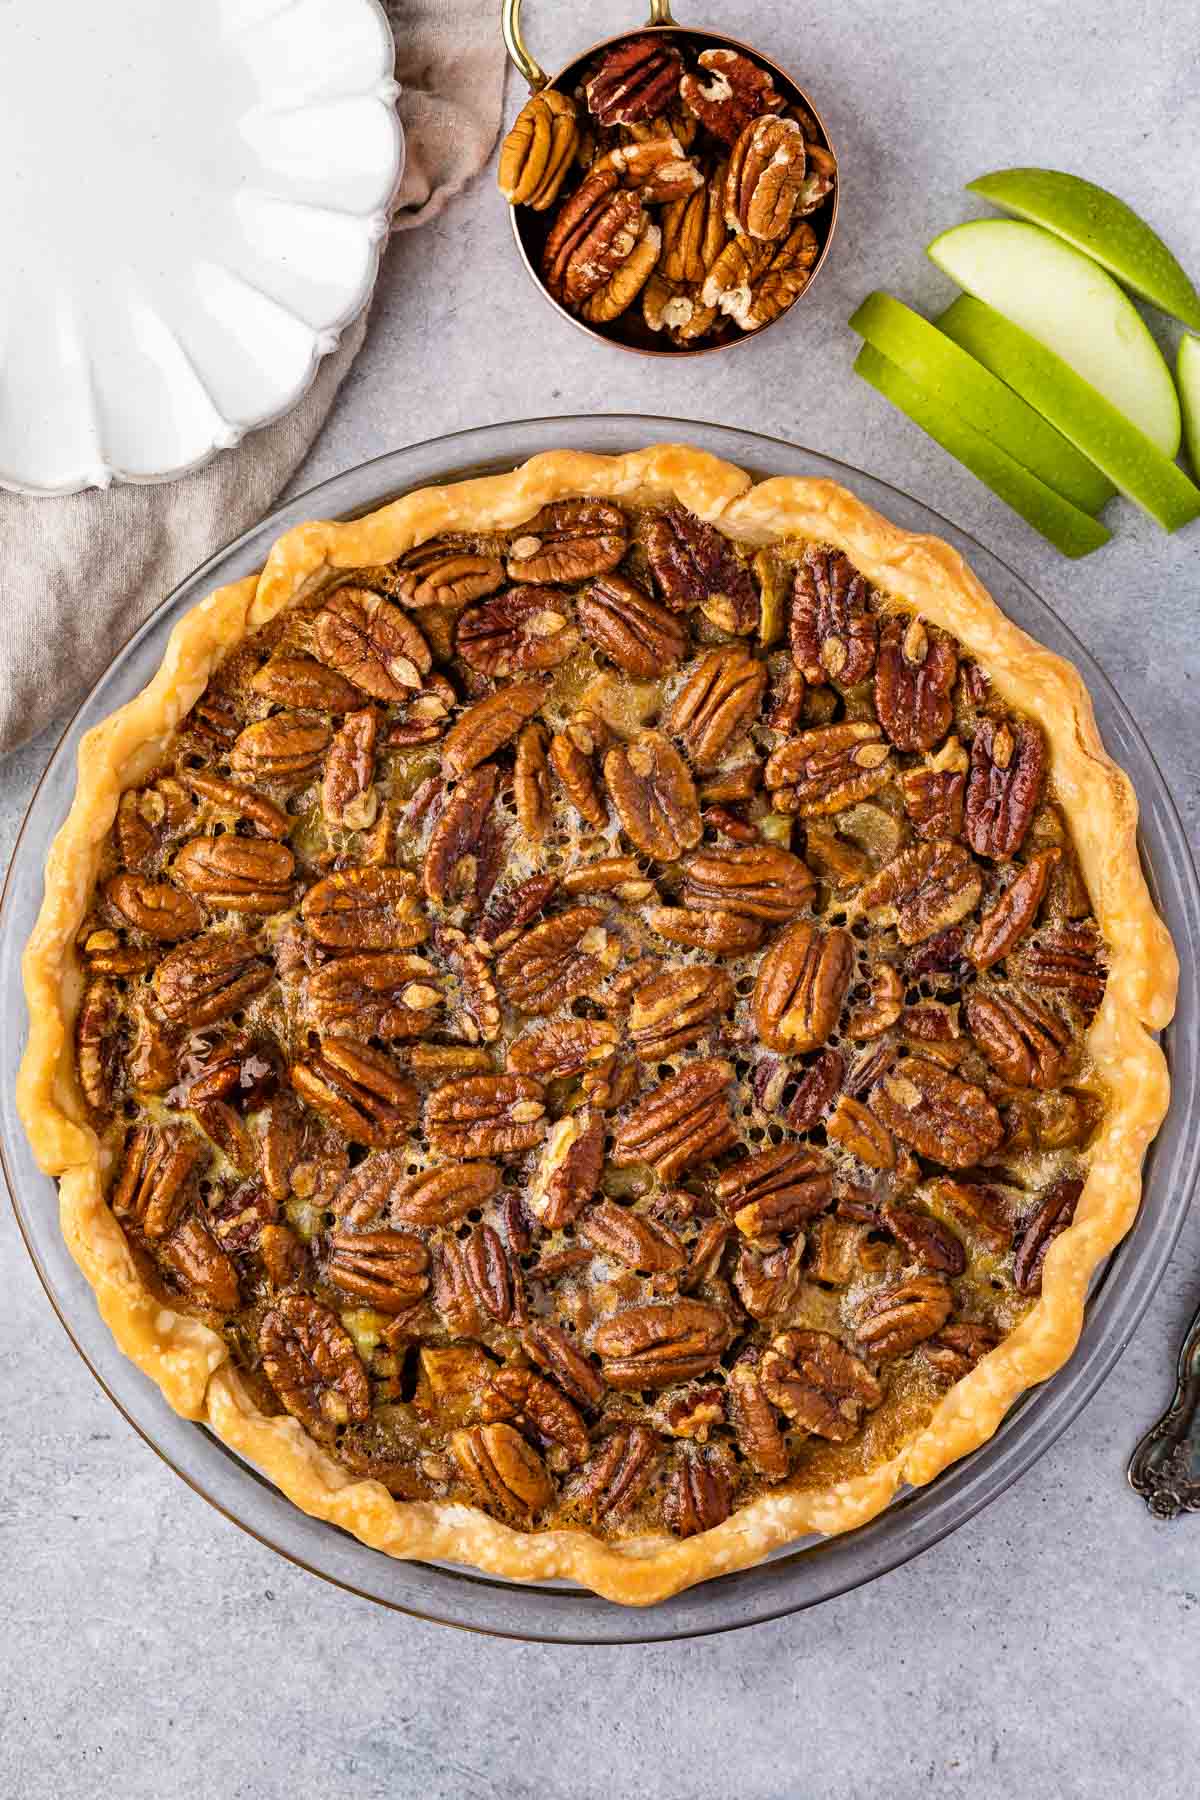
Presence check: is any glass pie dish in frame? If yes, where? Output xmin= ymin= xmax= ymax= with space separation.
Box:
xmin=2 ymin=415 xmax=1196 ymax=1642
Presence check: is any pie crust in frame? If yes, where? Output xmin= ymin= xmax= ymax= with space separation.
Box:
xmin=17 ymin=444 xmax=1175 ymax=1606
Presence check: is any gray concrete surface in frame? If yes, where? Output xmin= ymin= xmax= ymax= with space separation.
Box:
xmin=3 ymin=2 xmax=1198 ymax=1794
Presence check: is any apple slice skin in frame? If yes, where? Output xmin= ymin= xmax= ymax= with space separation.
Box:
xmin=928 ymin=218 xmax=1181 ymax=456
xmin=969 ymin=169 xmax=1200 ymax=333
xmin=852 ymin=344 xmax=1110 ymax=559
xmin=849 ymin=292 xmax=1114 ymax=514
xmin=1180 ymin=336 xmax=1200 ymax=481
xmin=938 ymin=296 xmax=1200 ymax=534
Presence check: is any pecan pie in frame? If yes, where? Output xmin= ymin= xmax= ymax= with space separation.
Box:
xmin=19 ymin=446 xmax=1175 ymax=1606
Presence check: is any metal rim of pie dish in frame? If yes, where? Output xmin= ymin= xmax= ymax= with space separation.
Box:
xmin=2 ymin=415 xmax=1197 ymax=1645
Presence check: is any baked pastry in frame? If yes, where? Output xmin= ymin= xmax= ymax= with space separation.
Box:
xmin=18 ymin=445 xmax=1175 ymax=1606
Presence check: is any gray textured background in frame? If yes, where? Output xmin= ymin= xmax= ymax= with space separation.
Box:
xmin=3 ymin=2 xmax=1199 ymax=1794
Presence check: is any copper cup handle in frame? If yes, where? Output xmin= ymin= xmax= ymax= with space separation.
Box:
xmin=502 ymin=0 xmax=680 ymax=92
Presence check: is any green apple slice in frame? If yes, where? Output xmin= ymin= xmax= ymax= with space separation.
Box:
xmin=852 ymin=344 xmax=1110 ymax=558
xmin=1180 ymin=336 xmax=1200 ymax=479
xmin=849 ymin=292 xmax=1113 ymax=513
xmin=968 ymin=168 xmax=1200 ymax=332
xmin=938 ymin=296 xmax=1200 ymax=533
xmin=928 ymin=218 xmax=1181 ymax=455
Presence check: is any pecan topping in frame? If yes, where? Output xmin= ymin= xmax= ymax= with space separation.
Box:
xmin=665 ymin=646 xmax=766 ymax=769
xmin=422 ymin=767 xmax=498 ymax=907
xmin=508 ymin=1015 xmax=620 ymax=1080
xmin=680 ymin=842 xmax=814 ymax=921
xmin=584 ymin=35 xmax=684 ymax=125
xmin=604 ymin=730 xmax=702 ymax=860
xmin=965 ymin=987 xmax=1072 ymax=1089
xmin=643 ymin=905 xmax=764 ymax=955
xmin=528 ymin=1108 xmax=605 ymax=1228
xmin=716 ymin=1145 xmax=832 ymax=1237
xmin=111 ymin=1121 xmax=206 ymax=1238
xmin=764 ymin=723 xmax=891 ymax=815
xmin=498 ymin=88 xmax=579 ymax=210
xmin=483 ymin=1366 xmax=590 ymax=1466
xmin=249 ymin=654 xmax=362 ymax=713
xmin=733 ymin=1238 xmax=805 ymax=1320
xmin=105 ymin=873 xmax=202 ymax=941
xmin=1013 ymin=1176 xmax=1084 ymax=1295
xmin=313 ymin=586 xmax=432 ymax=701
xmin=327 ymin=1227 xmax=429 ymax=1312
xmin=428 ymin=1237 xmax=482 ymax=1337
xmin=173 ymin=837 xmax=295 ymax=913
xmin=857 ymin=840 xmax=983 ymax=945
xmin=425 ymin=1073 xmax=546 ymax=1159
xmin=725 ymin=115 xmax=807 ymax=240
xmin=926 ymin=1176 xmax=1015 ymax=1251
xmin=760 ymin=1330 xmax=882 ymax=1441
xmin=752 ymin=919 xmax=854 ymax=1053
xmin=576 ymin=572 xmax=687 ymax=676
xmin=593 ymin=1299 xmax=731 ymax=1389
xmin=513 ymin=721 xmax=551 ymax=843
xmin=856 ymin=1275 xmax=953 ymax=1359
xmin=450 ymin=1423 xmax=553 ymax=1519
xmin=874 ymin=615 xmax=958 ymax=750
xmin=290 ymin=1039 xmax=418 ymax=1148
xmin=478 ymin=872 xmax=558 ymax=951
xmin=182 ymin=771 xmax=291 ymax=841
xmin=726 ymin=1361 xmax=789 ymax=1479
xmin=640 ymin=504 xmax=758 ymax=627
xmin=869 ymin=1057 xmax=1003 ymax=1167
xmin=900 ymin=737 xmax=969 ymax=841
xmin=321 ymin=707 xmax=378 ymax=830
xmin=506 ymin=499 xmax=628 ymax=585
xmin=561 ymin=855 xmax=654 ymax=902
xmin=680 ymin=47 xmax=785 ymax=143
xmin=965 ymin=718 xmax=1045 ymax=860
xmin=230 ymin=713 xmax=332 ymax=784
xmin=880 ymin=1202 xmax=965 ymax=1276
xmin=549 ymin=726 xmax=607 ymax=827
xmin=564 ymin=1425 xmax=660 ymax=1520
xmin=925 ymin=1321 xmax=1003 ymax=1381
xmin=523 ymin=1322 xmax=606 ymax=1410
xmin=302 ymin=866 xmax=428 ymax=950
xmin=161 ymin=1215 xmax=240 ymax=1312
xmin=789 ymin=547 xmax=877 ymax=688
xmin=76 ymin=978 xmax=119 ymax=1109
xmin=628 ymin=965 xmax=735 ymax=1060
xmin=260 ymin=1295 xmax=370 ymax=1440
xmin=305 ymin=952 xmax=441 ymax=1039
xmin=495 ymin=905 xmax=614 ymax=1013
xmin=462 ymin=1222 xmax=522 ymax=1325
xmin=785 ymin=1048 xmax=845 ymax=1129
xmin=581 ymin=1199 xmax=688 ymax=1273
xmin=967 ymin=851 xmax=1058 ymax=969
xmin=441 ymin=679 xmax=546 ymax=779
xmin=455 ymin=588 xmax=578 ymax=678
xmin=611 ymin=1058 xmax=737 ymax=1180
xmin=390 ymin=1162 xmax=501 ymax=1228
xmin=666 ymin=1451 xmax=733 ymax=1537
xmin=153 ymin=935 xmax=272 ymax=1026
xmin=1013 ymin=923 xmax=1107 ymax=1020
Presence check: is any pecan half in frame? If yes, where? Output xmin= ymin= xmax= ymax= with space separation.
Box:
xmin=302 ymin=866 xmax=428 ymax=950
xmin=965 ymin=718 xmax=1045 ymax=860
xmin=391 ymin=1161 xmax=501 ymax=1227
xmin=925 ymin=1321 xmax=1003 ymax=1381
xmin=105 ymin=873 xmax=203 ymax=941
xmin=760 ymin=1330 xmax=882 ymax=1441
xmin=926 ymin=1176 xmax=1015 ymax=1251
xmin=789 ymin=547 xmax=876 ymax=688
xmin=855 ymin=1275 xmax=953 ymax=1359
xmin=701 ymin=222 xmax=821 ymax=330
xmin=564 ymin=1425 xmax=659 ymax=1520
xmin=498 ymin=87 xmax=579 ymax=210
xmin=229 ymin=713 xmax=333 ymax=784
xmin=428 ymin=1236 xmax=482 ymax=1336
xmin=764 ymin=723 xmax=891 ymax=815
xmin=327 ymin=1227 xmax=429 ymax=1312
xmin=111 ymin=1122 xmax=207 ymax=1238
xmin=604 ymin=730 xmax=702 ymax=860
xmin=173 ymin=837 xmax=295 ymax=913
xmin=160 ymin=1215 xmax=240 ymax=1311
xmin=433 ymin=921 xmax=501 ymax=1043
xmin=321 ymin=708 xmax=379 ymax=829
xmin=593 ymin=135 xmax=704 ymax=205
xmin=584 ymin=34 xmax=684 ymax=125
xmin=725 ymin=115 xmax=807 ymax=240
xmin=506 ymin=499 xmax=627 ymax=585
xmin=643 ymin=905 xmax=764 ymax=955
xmin=441 ymin=680 xmax=546 ymax=780
xmin=422 ymin=766 xmax=498 ymax=907
xmin=259 ymin=1295 xmax=370 ymax=1439
xmin=967 ymin=851 xmax=1058 ymax=969
xmin=965 ymin=987 xmax=1072 ymax=1089
xmin=389 ymin=537 xmax=507 ymax=610
xmin=680 ymin=47 xmax=785 ymax=143
xmin=665 ymin=646 xmax=766 ymax=770
xmin=900 ymin=737 xmax=969 ymax=841
xmin=785 ymin=1048 xmax=845 ymax=1129
xmin=312 ymin=587 xmax=432 ymax=701
xmin=628 ymin=965 xmax=735 ymax=1060
xmin=528 ymin=1108 xmax=605 ymax=1228
xmin=1013 ymin=924 xmax=1107 ymax=1021
xmin=593 ymin=1299 xmax=731 ymax=1389
xmin=483 ymin=1366 xmax=590 ymax=1466
xmin=733 ymin=1238 xmax=805 ymax=1320
xmin=154 ymin=934 xmax=272 ymax=1026
xmin=248 ymin=653 xmax=362 ymax=713
xmin=182 ymin=771 xmax=291 ymax=841
xmin=846 ymin=965 xmax=904 ymax=1039
xmin=305 ymin=952 xmax=441 ymax=1039
xmin=508 ymin=1015 xmax=620 ymax=1080
xmin=874 ymin=615 xmax=958 ymax=750
xmin=880 ymin=1202 xmax=965 ymax=1276
xmin=462 ymin=1222 xmax=522 ymax=1325
xmin=857 ymin=840 xmax=983 ymax=945
xmin=76 ymin=978 xmax=119 ymax=1109
xmin=716 ymin=1145 xmax=832 ymax=1237
xmin=523 ymin=1322 xmax=606 ymax=1410
xmin=726 ymin=1361 xmax=789 ymax=1479
xmin=513 ymin=721 xmax=551 ymax=843
xmin=681 ymin=842 xmax=814 ymax=921
xmin=495 ymin=905 xmax=614 ymax=1013
xmin=581 ymin=1199 xmax=688 ymax=1273
xmin=826 ymin=1094 xmax=895 ymax=1169
xmin=290 ymin=1039 xmax=418 ymax=1147
xmin=1013 ymin=1176 xmax=1085 ymax=1295
xmin=665 ymin=1451 xmax=733 ymax=1537
xmin=640 ymin=505 xmax=757 ymax=628
xmin=869 ymin=1057 xmax=1003 ymax=1167
xmin=611 ymin=1058 xmax=737 ymax=1179
xmin=455 ymin=589 xmax=578 ymax=678
xmin=752 ymin=919 xmax=854 ymax=1053
xmin=549 ymin=725 xmax=607 ymax=827
xmin=560 ymin=855 xmax=654 ymax=902
xmin=576 ymin=572 xmax=686 ymax=676
xmin=425 ymin=1073 xmax=546 ymax=1159
xmin=450 ymin=1422 xmax=553 ymax=1519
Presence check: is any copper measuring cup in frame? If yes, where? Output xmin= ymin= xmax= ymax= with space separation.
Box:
xmin=500 ymin=0 xmax=841 ymax=356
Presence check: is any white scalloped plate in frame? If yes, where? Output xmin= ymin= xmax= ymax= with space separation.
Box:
xmin=0 ymin=0 xmax=403 ymax=495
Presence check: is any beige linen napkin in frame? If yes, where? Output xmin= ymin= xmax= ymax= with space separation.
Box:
xmin=0 ymin=0 xmax=505 ymax=755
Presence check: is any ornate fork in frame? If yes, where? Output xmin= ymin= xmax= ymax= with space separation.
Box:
xmin=1129 ymin=1304 xmax=1200 ymax=1516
